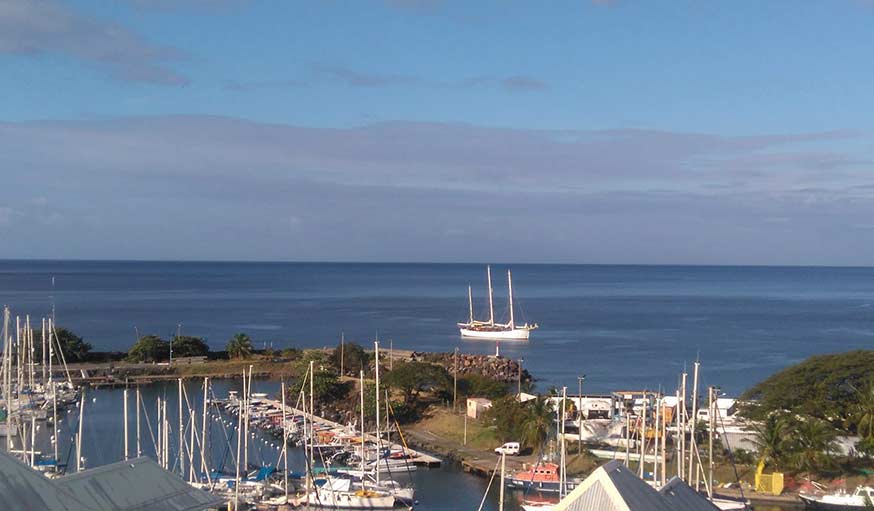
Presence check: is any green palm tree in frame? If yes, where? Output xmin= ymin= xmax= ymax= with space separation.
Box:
xmin=226 ymin=333 xmax=253 ymax=359
xmin=789 ymin=416 xmax=838 ymax=473
xmin=521 ymin=398 xmax=554 ymax=451
xmin=853 ymin=380 xmax=874 ymax=440
xmin=749 ymin=412 xmax=790 ymax=470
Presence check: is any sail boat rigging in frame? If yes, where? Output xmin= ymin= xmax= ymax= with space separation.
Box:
xmin=458 ymin=266 xmax=538 ymax=340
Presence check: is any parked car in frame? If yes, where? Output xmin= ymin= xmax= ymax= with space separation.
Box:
xmin=494 ymin=442 xmax=520 ymax=456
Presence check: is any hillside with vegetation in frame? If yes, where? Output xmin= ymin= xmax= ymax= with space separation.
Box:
xmin=740 ymin=350 xmax=874 ymax=472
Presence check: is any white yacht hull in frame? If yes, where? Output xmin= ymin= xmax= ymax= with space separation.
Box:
xmin=459 ymin=327 xmax=531 ymax=341
xmin=307 ymin=489 xmax=396 ymax=509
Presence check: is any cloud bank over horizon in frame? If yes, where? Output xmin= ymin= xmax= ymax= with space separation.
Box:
xmin=1 ymin=115 xmax=873 ymax=265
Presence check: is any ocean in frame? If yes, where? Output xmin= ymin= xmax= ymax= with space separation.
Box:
xmin=2 ymin=260 xmax=873 ymax=395
xmin=2 ymin=260 xmax=837 ymax=510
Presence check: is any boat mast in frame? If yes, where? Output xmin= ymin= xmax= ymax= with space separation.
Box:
xmin=499 ymin=452 xmax=506 ymax=511
xmin=124 ymin=387 xmax=129 ymax=460
xmin=52 ymin=381 xmax=58 ymax=464
xmin=487 ymin=266 xmax=495 ymax=326
xmin=507 ymin=269 xmax=515 ymax=329
xmin=76 ymin=387 xmax=86 ymax=472
xmin=375 ymin=339 xmax=381 ymax=486
xmin=688 ymin=360 xmax=699 ymax=484
xmin=281 ymin=379 xmax=288 ymax=502
xmin=235 ymin=370 xmax=243 ymax=508
xmin=3 ymin=307 xmax=10 ymax=455
xmin=136 ymin=386 xmax=142 ymax=457
xmin=708 ymin=386 xmax=714 ymax=499
xmin=560 ymin=386 xmax=567 ymax=498
xmin=178 ymin=378 xmax=184 ymax=477
xmin=468 ymin=285 xmax=474 ymax=324
xmin=359 ymin=369 xmax=366 ymax=491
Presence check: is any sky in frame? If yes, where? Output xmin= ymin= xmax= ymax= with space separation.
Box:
xmin=1 ymin=0 xmax=874 ymax=265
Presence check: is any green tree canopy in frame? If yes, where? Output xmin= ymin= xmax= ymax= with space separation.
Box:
xmin=749 ymin=412 xmax=791 ymax=470
xmin=521 ymin=397 xmax=555 ymax=451
xmin=226 ymin=333 xmax=253 ymax=359
xmin=291 ymin=369 xmax=348 ymax=404
xmin=458 ymin=374 xmax=510 ymax=400
xmin=742 ymin=350 xmax=874 ymax=428
xmin=851 ymin=379 xmax=874 ymax=440
xmin=36 ymin=327 xmax=93 ymax=363
xmin=127 ymin=335 xmax=170 ymax=363
xmin=788 ymin=417 xmax=839 ymax=473
xmin=330 ymin=341 xmax=371 ymax=376
xmin=383 ymin=361 xmax=451 ymax=406
xmin=487 ymin=396 xmax=529 ymax=442
xmin=170 ymin=335 xmax=210 ymax=358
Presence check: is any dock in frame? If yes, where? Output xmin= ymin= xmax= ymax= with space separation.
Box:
xmin=257 ymin=396 xmax=442 ymax=468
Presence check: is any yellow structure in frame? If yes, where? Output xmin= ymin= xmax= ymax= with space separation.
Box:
xmin=754 ymin=459 xmax=784 ymax=496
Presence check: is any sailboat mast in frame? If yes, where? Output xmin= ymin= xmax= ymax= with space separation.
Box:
xmin=708 ymin=386 xmax=714 ymax=499
xmin=76 ymin=387 xmax=86 ymax=472
xmin=560 ymin=386 xmax=567 ymax=498
xmin=52 ymin=381 xmax=58 ymax=463
xmin=375 ymin=340 xmax=381 ymax=486
xmin=499 ymin=452 xmax=506 ymax=511
xmin=507 ymin=269 xmax=515 ymax=329
xmin=136 ymin=386 xmax=142 ymax=457
xmin=688 ymin=360 xmax=699 ymax=483
xmin=359 ymin=369 xmax=366 ymax=490
xmin=487 ymin=266 xmax=495 ymax=326
xmin=281 ymin=379 xmax=288 ymax=501
xmin=235 ymin=371 xmax=243 ymax=507
xmin=124 ymin=387 xmax=129 ymax=460
xmin=178 ymin=378 xmax=184 ymax=477
xmin=468 ymin=285 xmax=473 ymax=324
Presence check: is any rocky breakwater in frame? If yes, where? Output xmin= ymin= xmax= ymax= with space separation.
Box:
xmin=408 ymin=351 xmax=532 ymax=384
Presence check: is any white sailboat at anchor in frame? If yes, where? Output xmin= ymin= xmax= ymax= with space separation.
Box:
xmin=458 ymin=266 xmax=538 ymax=341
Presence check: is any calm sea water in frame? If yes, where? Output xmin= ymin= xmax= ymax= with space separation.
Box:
xmin=2 ymin=260 xmax=834 ymax=509
xmin=2 ymin=260 xmax=873 ymax=394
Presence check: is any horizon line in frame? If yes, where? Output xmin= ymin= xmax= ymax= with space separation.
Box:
xmin=0 ymin=257 xmax=872 ymax=270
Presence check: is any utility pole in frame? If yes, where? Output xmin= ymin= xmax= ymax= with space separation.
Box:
xmin=577 ymin=375 xmax=586 ymax=453
xmin=453 ymin=347 xmax=459 ymax=411
xmin=340 ymin=331 xmax=344 ymax=377
xmin=517 ymin=358 xmax=524 ymax=397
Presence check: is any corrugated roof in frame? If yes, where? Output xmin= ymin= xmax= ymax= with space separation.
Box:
xmin=601 ymin=461 xmax=675 ymax=511
xmin=554 ymin=460 xmax=720 ymax=511
xmin=0 ymin=449 xmax=85 ymax=511
xmin=658 ymin=477 xmax=721 ymax=511
xmin=0 ymin=449 xmax=225 ymax=511
xmin=56 ymin=457 xmax=227 ymax=511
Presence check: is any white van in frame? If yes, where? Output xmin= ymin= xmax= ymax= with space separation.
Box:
xmin=494 ymin=442 xmax=520 ymax=456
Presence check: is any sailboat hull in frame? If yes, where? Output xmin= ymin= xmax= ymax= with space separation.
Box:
xmin=307 ymin=490 xmax=396 ymax=509
xmin=459 ymin=327 xmax=531 ymax=341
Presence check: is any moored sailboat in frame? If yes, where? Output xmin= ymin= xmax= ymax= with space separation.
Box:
xmin=458 ymin=266 xmax=538 ymax=341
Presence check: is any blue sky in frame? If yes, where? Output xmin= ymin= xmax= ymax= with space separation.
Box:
xmin=2 ymin=0 xmax=874 ymax=264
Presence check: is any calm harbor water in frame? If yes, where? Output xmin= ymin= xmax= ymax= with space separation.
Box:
xmin=0 ymin=260 xmax=866 ymax=510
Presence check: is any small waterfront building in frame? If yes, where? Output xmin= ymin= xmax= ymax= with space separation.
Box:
xmin=467 ymin=397 xmax=493 ymax=419
xmin=549 ymin=395 xmax=613 ymax=420
xmin=553 ymin=460 xmax=719 ymax=511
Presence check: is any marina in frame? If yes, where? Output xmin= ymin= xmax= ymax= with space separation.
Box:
xmin=0 ymin=263 xmax=870 ymax=510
